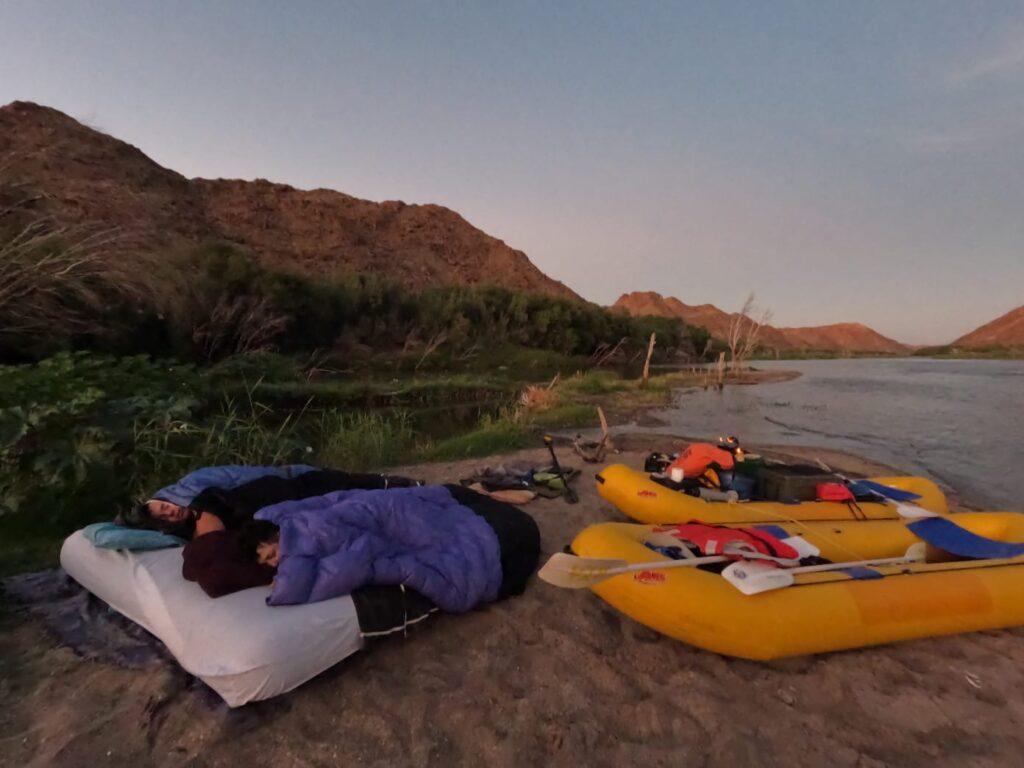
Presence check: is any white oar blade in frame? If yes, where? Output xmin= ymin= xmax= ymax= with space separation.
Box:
xmin=896 ymin=503 xmax=938 ymax=519
xmin=722 ymin=560 xmax=794 ymax=595
xmin=905 ymin=542 xmax=927 ymax=561
xmin=538 ymin=552 xmax=628 ymax=589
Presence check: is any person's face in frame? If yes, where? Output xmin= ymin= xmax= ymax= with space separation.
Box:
xmin=256 ymin=540 xmax=280 ymax=568
xmin=147 ymin=499 xmax=189 ymax=523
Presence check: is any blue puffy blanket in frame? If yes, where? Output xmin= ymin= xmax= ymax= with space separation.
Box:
xmin=255 ymin=485 xmax=502 ymax=613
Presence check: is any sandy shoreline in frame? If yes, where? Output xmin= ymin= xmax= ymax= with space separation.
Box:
xmin=2 ymin=437 xmax=1023 ymax=767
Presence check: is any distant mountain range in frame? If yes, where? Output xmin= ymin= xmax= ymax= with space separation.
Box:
xmin=1 ymin=100 xmax=1018 ymax=356
xmin=0 ymin=101 xmax=578 ymax=300
xmin=612 ymin=292 xmax=909 ymax=354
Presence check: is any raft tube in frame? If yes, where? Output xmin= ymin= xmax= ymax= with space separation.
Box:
xmin=572 ymin=512 xmax=1024 ymax=659
xmin=596 ymin=463 xmax=947 ymax=524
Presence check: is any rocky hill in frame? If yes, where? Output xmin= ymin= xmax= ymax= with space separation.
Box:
xmin=613 ymin=291 xmax=909 ymax=354
xmin=773 ymin=323 xmax=909 ymax=354
xmin=952 ymin=306 xmax=1024 ymax=349
xmin=0 ymin=101 xmax=579 ymax=300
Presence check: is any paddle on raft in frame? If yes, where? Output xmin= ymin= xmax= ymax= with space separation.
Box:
xmin=539 ymin=551 xmax=730 ymax=588
xmin=722 ymin=543 xmax=927 ymax=595
xmin=540 ymin=543 xmax=926 ymax=591
xmin=539 ymin=544 xmax=803 ymax=589
xmin=814 ymin=458 xmax=938 ymax=519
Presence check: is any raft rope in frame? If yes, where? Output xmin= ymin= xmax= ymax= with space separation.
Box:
xmin=846 ymin=499 xmax=868 ymax=521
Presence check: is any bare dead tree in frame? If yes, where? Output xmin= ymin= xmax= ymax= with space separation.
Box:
xmin=715 ymin=351 xmax=727 ymax=389
xmin=401 ymin=330 xmax=419 ymax=354
xmin=300 ymin=349 xmax=344 ymax=382
xmin=456 ymin=342 xmax=481 ymax=361
xmin=640 ymin=332 xmax=656 ymax=388
xmin=414 ymin=331 xmax=448 ymax=371
xmin=590 ymin=337 xmax=627 ymax=367
xmin=700 ymin=337 xmax=712 ymax=361
xmin=726 ymin=292 xmax=773 ymax=372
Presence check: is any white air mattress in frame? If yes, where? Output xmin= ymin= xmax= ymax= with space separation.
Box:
xmin=60 ymin=530 xmax=364 ymax=707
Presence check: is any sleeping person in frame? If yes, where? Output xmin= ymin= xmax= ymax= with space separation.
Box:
xmin=148 ymin=470 xmax=421 ymax=597
xmin=124 ymin=464 xmax=316 ymax=530
xmin=120 ymin=468 xmax=539 ymax=620
xmin=117 ymin=464 xmax=311 ymax=538
xmin=118 ymin=468 xmax=420 ymax=539
xmin=119 ymin=467 xmax=426 ymax=598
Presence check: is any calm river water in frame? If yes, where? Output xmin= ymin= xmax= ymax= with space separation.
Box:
xmin=646 ymin=358 xmax=1023 ymax=509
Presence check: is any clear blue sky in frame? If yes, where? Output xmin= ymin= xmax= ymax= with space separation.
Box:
xmin=2 ymin=1 xmax=1022 ymax=343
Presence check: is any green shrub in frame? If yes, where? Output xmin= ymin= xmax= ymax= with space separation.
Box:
xmin=316 ymin=411 xmax=418 ymax=470
xmin=1 ymin=347 xmax=630 ymax=574
xmin=416 ymin=411 xmax=531 ymax=462
xmin=0 ymin=352 xmax=201 ymax=519
xmin=563 ymin=371 xmax=628 ymax=395
xmin=132 ymin=395 xmax=315 ymax=486
xmin=2 ymin=234 xmax=703 ymax=363
xmin=528 ymin=403 xmax=597 ymax=429
xmin=0 ymin=353 xmax=314 ymax=553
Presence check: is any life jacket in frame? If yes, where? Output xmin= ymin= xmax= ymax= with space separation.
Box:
xmin=816 ymin=482 xmax=855 ymax=502
xmin=667 ymin=443 xmax=735 ymax=478
xmin=699 ymin=467 xmax=722 ymax=489
xmin=654 ymin=521 xmax=800 ymax=562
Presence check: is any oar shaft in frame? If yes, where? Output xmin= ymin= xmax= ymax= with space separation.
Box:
xmin=787 ymin=554 xmax=914 ymax=576
xmin=614 ymin=555 xmax=726 ymax=575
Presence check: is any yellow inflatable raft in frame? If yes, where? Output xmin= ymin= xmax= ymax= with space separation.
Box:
xmin=596 ymin=463 xmax=947 ymax=524
xmin=571 ymin=513 xmax=1024 ymax=659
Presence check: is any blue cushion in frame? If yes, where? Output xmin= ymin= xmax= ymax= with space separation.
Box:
xmin=82 ymin=522 xmax=186 ymax=551
xmin=907 ymin=517 xmax=1024 ymax=560
xmin=849 ymin=480 xmax=921 ymax=503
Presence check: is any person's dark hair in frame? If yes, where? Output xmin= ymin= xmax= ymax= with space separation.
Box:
xmin=237 ymin=520 xmax=280 ymax=564
xmin=115 ymin=500 xmax=197 ymax=540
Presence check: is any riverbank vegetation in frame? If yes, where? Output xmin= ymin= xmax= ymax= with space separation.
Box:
xmin=911 ymin=345 xmax=1024 ymax=360
xmin=1 ymin=235 xmax=707 ymax=364
xmin=1 ymin=350 xmax=755 ymax=575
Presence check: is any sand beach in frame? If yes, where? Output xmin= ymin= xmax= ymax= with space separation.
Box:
xmin=2 ymin=437 xmax=1021 ymax=768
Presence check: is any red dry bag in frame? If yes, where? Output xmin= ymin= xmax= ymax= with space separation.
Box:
xmin=816 ymin=483 xmax=855 ymax=502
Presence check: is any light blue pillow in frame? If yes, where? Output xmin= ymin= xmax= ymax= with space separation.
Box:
xmin=83 ymin=522 xmax=186 ymax=551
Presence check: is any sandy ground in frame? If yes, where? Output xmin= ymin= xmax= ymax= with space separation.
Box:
xmin=2 ymin=436 xmax=1023 ymax=768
